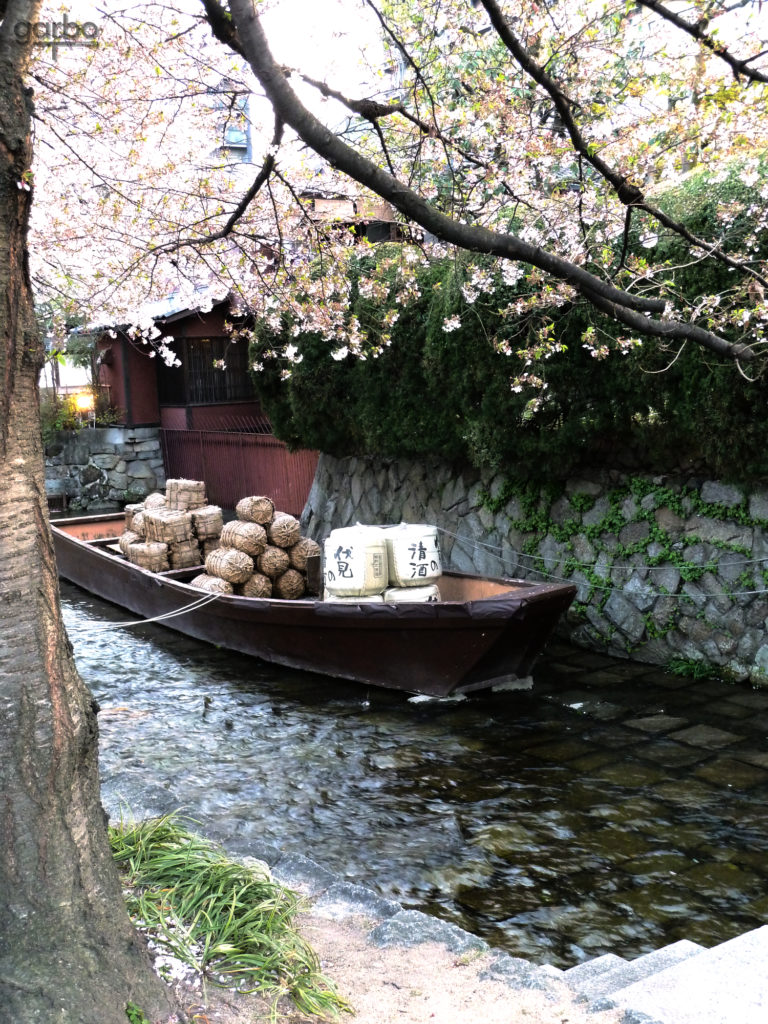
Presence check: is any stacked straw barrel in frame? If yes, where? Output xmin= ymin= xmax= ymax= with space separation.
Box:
xmin=119 ymin=485 xmax=319 ymax=600
xmin=118 ymin=480 xmax=221 ymax=571
xmin=190 ymin=494 xmax=320 ymax=599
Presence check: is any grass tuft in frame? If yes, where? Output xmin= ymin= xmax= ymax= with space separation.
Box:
xmin=110 ymin=814 xmax=351 ymax=1021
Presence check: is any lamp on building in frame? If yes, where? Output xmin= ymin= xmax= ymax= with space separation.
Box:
xmin=74 ymin=390 xmax=96 ymax=427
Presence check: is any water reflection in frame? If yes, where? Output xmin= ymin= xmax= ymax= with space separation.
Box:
xmin=62 ymin=582 xmax=768 ymax=968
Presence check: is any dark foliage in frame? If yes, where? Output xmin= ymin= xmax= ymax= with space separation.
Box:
xmin=250 ymin=164 xmax=768 ymax=482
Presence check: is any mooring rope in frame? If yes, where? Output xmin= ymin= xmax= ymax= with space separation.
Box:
xmin=64 ymin=590 xmax=225 ymax=634
xmin=436 ymin=526 xmax=768 ymax=600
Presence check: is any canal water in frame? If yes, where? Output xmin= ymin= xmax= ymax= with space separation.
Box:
xmin=61 ymin=582 xmax=768 ymax=969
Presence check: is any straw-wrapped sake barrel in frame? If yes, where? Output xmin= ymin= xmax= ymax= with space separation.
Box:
xmin=288 ymin=536 xmax=322 ymax=571
xmin=238 ymin=573 xmax=273 ymax=598
xmin=202 ymin=538 xmax=221 ymax=559
xmin=273 ymin=569 xmax=306 ymax=600
xmin=256 ymin=545 xmax=290 ymax=579
xmin=128 ymin=541 xmax=169 ymax=572
xmin=124 ymin=503 xmax=144 ymax=530
xmin=268 ymin=513 xmax=301 ymax=549
xmin=236 ymin=495 xmax=274 ymax=525
xmin=220 ymin=520 xmax=267 ymax=558
xmin=131 ymin=511 xmax=147 ymax=538
xmin=192 ymin=505 xmax=224 ymax=541
xmin=169 ymin=540 xmax=202 ymax=569
xmin=205 ymin=547 xmax=254 ymax=584
xmin=119 ymin=529 xmax=140 ymax=556
xmin=144 ymin=509 xmax=193 ymax=545
xmin=189 ymin=574 xmax=233 ymax=594
xmin=166 ymin=478 xmax=207 ymax=511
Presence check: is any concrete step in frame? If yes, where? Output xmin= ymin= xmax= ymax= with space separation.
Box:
xmin=566 ymin=939 xmax=704 ymax=1002
xmin=604 ymin=926 xmax=768 ymax=1024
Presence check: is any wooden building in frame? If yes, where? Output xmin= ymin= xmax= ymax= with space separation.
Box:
xmin=94 ymin=298 xmax=317 ymax=515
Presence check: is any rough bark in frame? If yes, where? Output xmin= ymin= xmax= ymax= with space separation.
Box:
xmin=0 ymin=4 xmax=175 ymax=1020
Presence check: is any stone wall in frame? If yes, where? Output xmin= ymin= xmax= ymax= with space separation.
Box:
xmin=45 ymin=427 xmax=165 ymax=510
xmin=301 ymin=454 xmax=768 ymax=686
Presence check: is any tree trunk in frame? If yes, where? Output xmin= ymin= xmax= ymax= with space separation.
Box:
xmin=0 ymin=8 xmax=175 ymax=1022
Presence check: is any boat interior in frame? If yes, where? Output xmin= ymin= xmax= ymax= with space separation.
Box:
xmin=53 ymin=514 xmax=533 ymax=599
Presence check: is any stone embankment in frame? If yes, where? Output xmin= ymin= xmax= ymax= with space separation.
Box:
xmin=45 ymin=426 xmax=165 ymax=510
xmin=302 ymin=454 xmax=768 ymax=685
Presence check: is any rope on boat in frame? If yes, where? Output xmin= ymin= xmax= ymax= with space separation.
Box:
xmin=436 ymin=526 xmax=768 ymax=599
xmin=65 ymin=590 xmax=226 ymax=634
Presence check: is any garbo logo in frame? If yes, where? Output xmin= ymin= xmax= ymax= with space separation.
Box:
xmin=15 ymin=13 xmax=100 ymax=60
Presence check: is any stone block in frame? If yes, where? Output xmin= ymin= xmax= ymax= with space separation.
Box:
xmin=655 ymin=506 xmax=685 ymax=534
xmin=125 ymin=460 xmax=156 ymax=480
xmin=564 ymin=953 xmax=627 ymax=990
xmin=684 ymin=516 xmax=752 ymax=549
xmin=649 ymin=565 xmax=681 ymax=594
xmin=539 ymin=534 xmax=567 ymax=573
xmin=604 ymin=592 xmax=646 ymax=643
xmin=621 ymin=496 xmax=638 ymax=520
xmin=737 ymin=629 xmax=762 ymax=660
xmin=608 ymin=925 xmax=768 ymax=1024
xmin=748 ymin=491 xmax=768 ymax=521
xmin=623 ymin=575 xmax=656 ymax=612
xmin=681 ymin=582 xmax=707 ymax=607
xmin=619 ymin=521 xmax=650 ymax=546
xmin=594 ymin=550 xmax=613 ymax=580
xmin=107 ymin=472 xmax=129 ymax=490
xmin=751 ymin=645 xmax=768 ymax=685
xmin=312 ymin=882 xmax=401 ymax=922
xmin=701 ymin=480 xmax=744 ymax=507
xmin=573 ymin=940 xmax=704 ymax=1002
xmin=478 ymin=504 xmax=496 ymax=530
xmin=90 ymin=453 xmax=120 ymax=470
xmin=565 ymin=478 xmax=602 ymax=497
xmin=549 ymin=495 xmax=574 ymax=525
xmin=572 ymin=534 xmax=595 ymax=565
xmin=124 ymin=427 xmax=160 ymax=442
xmin=582 ymin=496 xmax=611 ymax=528
xmin=370 ymin=910 xmax=488 ymax=955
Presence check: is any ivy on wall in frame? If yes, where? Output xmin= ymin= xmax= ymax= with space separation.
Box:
xmin=481 ymin=474 xmax=768 ymax=664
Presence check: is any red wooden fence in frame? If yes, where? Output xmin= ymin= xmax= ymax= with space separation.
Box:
xmin=160 ymin=429 xmax=319 ymax=516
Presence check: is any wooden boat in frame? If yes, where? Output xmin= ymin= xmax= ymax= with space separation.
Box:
xmin=51 ymin=513 xmax=576 ymax=697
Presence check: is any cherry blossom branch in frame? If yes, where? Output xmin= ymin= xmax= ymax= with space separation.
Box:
xmin=147 ymin=113 xmax=283 ymax=255
xmin=635 ymin=0 xmax=768 ymax=84
xmin=209 ymin=0 xmax=757 ymax=361
xmin=295 ymin=71 xmax=535 ymax=211
xmin=478 ymin=0 xmax=768 ymax=290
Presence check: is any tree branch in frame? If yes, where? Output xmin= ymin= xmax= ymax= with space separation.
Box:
xmin=636 ymin=0 xmax=768 ymax=84
xmin=216 ymin=0 xmax=758 ymax=361
xmin=478 ymin=0 xmax=768 ymax=291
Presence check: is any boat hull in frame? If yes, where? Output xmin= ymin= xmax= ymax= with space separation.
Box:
xmin=51 ymin=514 xmax=576 ymax=697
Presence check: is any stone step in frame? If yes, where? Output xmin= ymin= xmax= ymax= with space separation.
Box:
xmin=604 ymin=926 xmax=768 ymax=1024
xmin=563 ymin=952 xmax=628 ymax=989
xmin=567 ymin=939 xmax=704 ymax=1002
